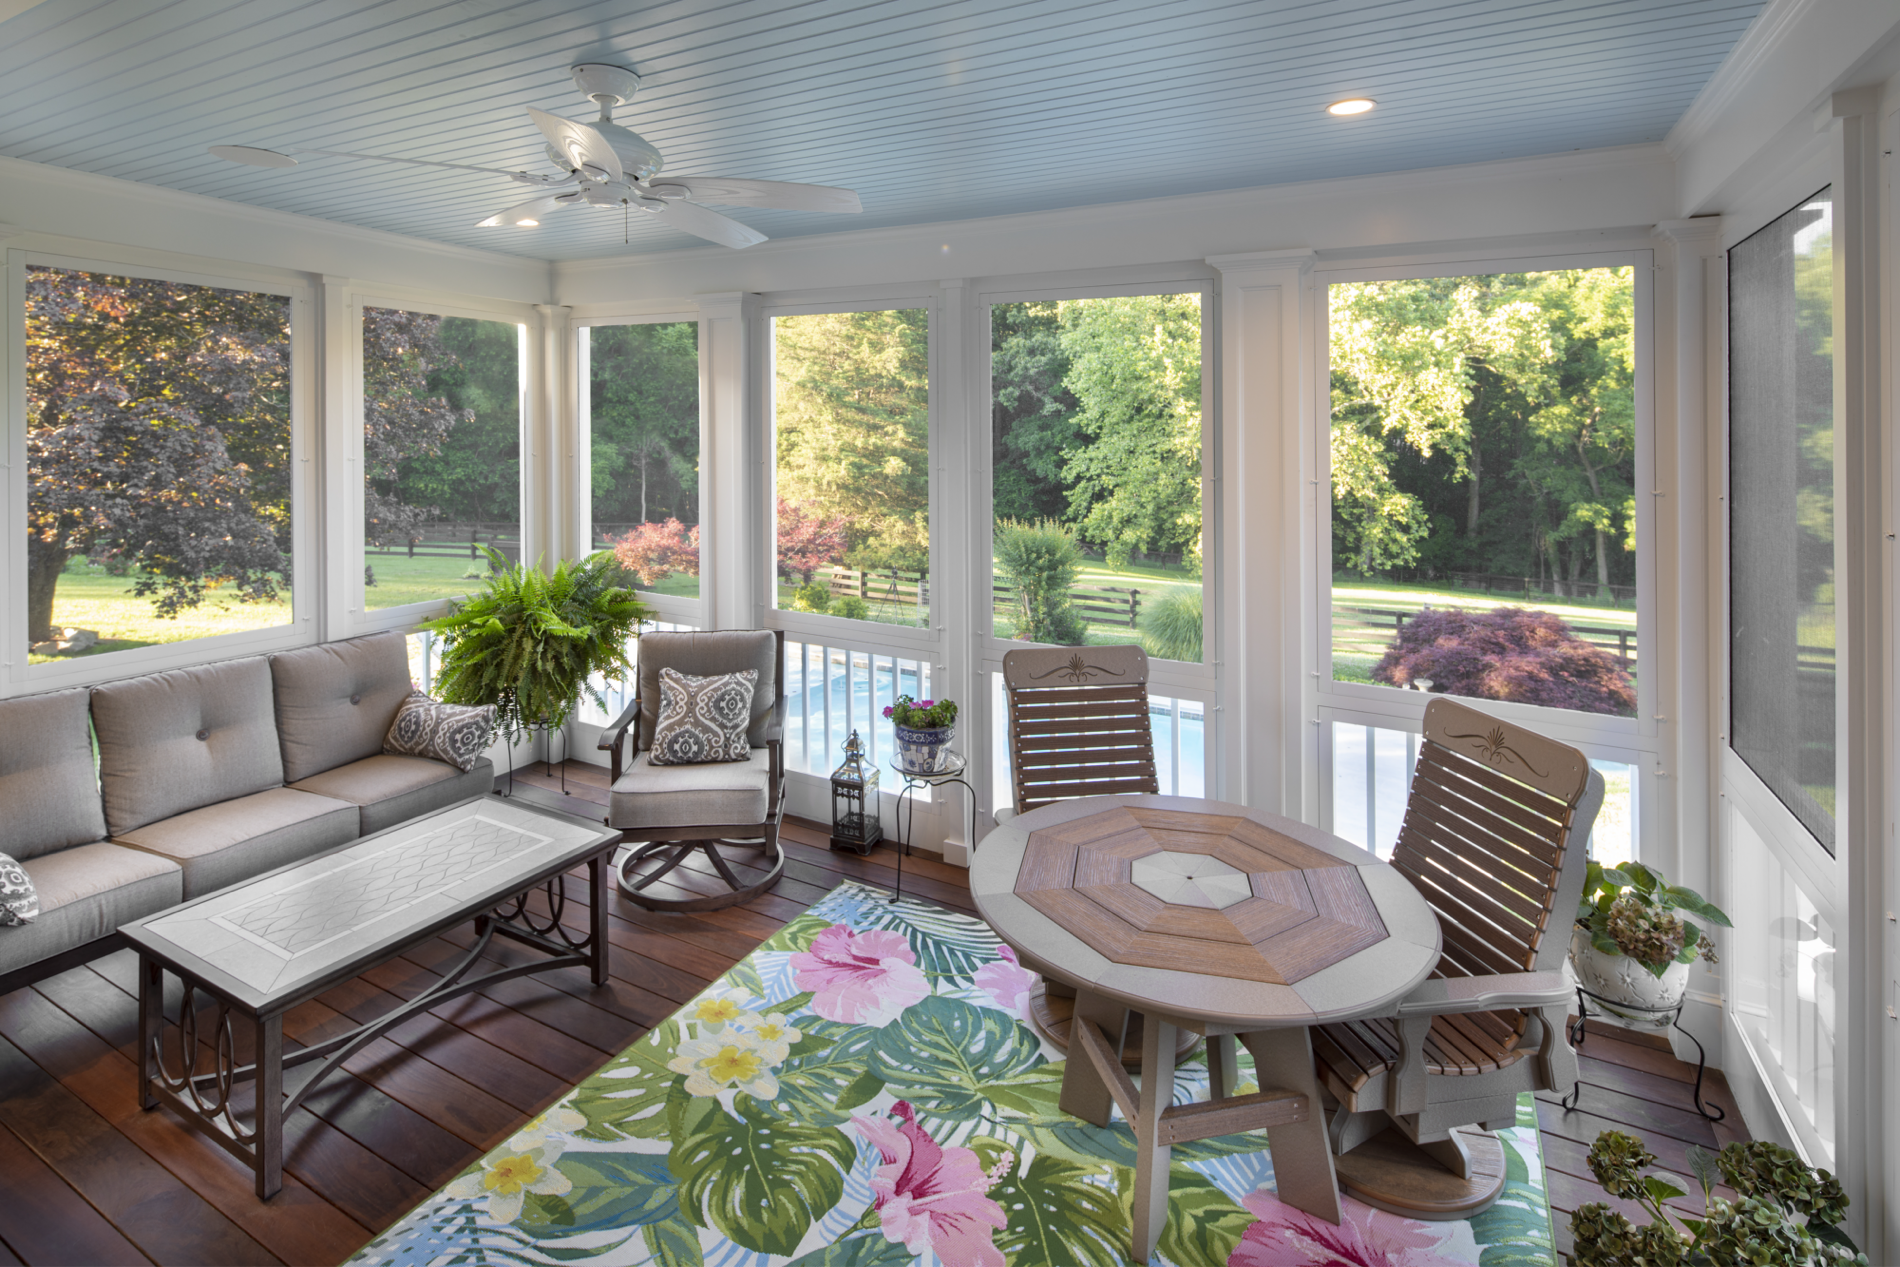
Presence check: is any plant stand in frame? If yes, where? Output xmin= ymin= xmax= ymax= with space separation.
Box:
xmin=1561 ymin=985 xmax=1725 ymax=1122
xmin=501 ymin=722 xmax=567 ymax=798
xmin=887 ymin=752 xmax=976 ymax=906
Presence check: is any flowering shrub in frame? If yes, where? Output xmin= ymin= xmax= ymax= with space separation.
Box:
xmin=1578 ymin=860 xmax=1730 ymax=975
xmin=610 ymin=518 xmax=699 ymax=587
xmin=776 ymin=496 xmax=849 ymax=583
xmin=1371 ymin=605 xmax=1636 ymax=716
xmin=884 ymin=694 xmax=957 ymax=729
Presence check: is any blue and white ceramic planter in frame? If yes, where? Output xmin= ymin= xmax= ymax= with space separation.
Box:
xmin=893 ymin=723 xmax=955 ymax=773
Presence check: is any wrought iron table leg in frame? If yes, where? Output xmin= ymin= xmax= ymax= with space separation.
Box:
xmin=588 ymin=852 xmax=610 ymax=985
xmin=139 ymin=956 xmax=162 ymax=1111
xmin=255 ymin=1014 xmax=284 ymax=1198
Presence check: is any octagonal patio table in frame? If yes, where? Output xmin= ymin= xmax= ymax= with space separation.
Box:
xmin=972 ymin=793 xmax=1442 ymax=1263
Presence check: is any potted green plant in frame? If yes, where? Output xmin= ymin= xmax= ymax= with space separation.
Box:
xmin=422 ymin=548 xmax=649 ymax=745
xmin=1572 ymin=1130 xmax=1866 ymax=1265
xmin=1572 ymin=861 xmax=1732 ymax=1025
xmin=883 ymin=694 xmax=958 ymax=773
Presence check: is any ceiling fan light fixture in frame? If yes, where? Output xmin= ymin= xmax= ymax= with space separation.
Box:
xmin=514 ymin=218 xmax=539 ymax=226
xmin=1326 ymin=98 xmax=1376 ymax=116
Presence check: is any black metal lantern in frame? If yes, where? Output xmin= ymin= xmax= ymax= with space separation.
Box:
xmin=829 ymin=729 xmax=882 ymax=855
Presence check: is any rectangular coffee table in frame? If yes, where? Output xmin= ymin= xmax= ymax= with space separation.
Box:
xmin=119 ymin=793 xmax=620 ymax=1198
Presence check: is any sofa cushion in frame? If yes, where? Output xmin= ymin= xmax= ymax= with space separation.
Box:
xmin=290 ymin=754 xmax=495 ymax=836
xmin=92 ymin=657 xmax=285 ymax=836
xmin=270 ymin=632 xmax=415 ymax=783
xmin=0 ymin=843 xmax=182 ymax=978
xmin=0 ymin=686 xmax=108 ymax=859
xmin=610 ymin=749 xmax=770 ymax=830
xmin=113 ymin=788 xmax=358 ymax=899
xmin=635 ymin=631 xmax=778 ymax=751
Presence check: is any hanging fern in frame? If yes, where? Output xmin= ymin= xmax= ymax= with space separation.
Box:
xmin=421 ymin=547 xmax=649 ymax=743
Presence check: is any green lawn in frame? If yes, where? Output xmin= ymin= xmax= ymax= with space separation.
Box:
xmin=32 ymin=565 xmax=294 ymax=663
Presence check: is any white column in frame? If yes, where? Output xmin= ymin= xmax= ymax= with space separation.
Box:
xmin=935 ymin=278 xmax=972 ymax=863
xmin=526 ymin=304 xmax=570 ymax=570
xmin=1205 ymin=250 xmax=1315 ymax=816
xmin=697 ymin=292 xmax=759 ymax=631
xmin=318 ymin=275 xmax=356 ymax=637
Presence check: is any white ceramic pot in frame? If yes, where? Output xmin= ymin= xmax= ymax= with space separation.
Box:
xmin=893 ymin=723 xmax=954 ymax=774
xmin=1568 ymin=927 xmax=1691 ymax=1028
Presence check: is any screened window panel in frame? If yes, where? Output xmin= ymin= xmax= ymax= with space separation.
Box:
xmin=1729 ymin=189 xmax=1836 ymax=852
xmin=361 ymin=308 xmax=522 ymax=611
xmin=24 ymin=265 xmax=294 ymax=663
xmin=585 ymin=322 xmax=701 ymax=599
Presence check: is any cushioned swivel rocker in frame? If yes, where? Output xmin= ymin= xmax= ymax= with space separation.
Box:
xmin=596 ymin=630 xmax=787 ymax=912
xmin=1310 ymin=696 xmax=1604 ymax=1218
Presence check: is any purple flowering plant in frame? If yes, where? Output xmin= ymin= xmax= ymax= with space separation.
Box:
xmin=884 ymin=694 xmax=958 ymax=729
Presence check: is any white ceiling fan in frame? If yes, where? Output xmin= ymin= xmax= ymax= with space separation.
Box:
xmin=210 ymin=63 xmax=862 ymax=249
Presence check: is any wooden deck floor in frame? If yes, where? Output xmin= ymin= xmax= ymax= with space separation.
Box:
xmin=0 ymin=759 xmax=1746 ymax=1265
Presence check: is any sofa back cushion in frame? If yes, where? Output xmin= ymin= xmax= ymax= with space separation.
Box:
xmin=92 ymin=657 xmax=285 ymax=836
xmin=269 ymin=632 xmax=414 ymax=783
xmin=0 ymin=687 xmax=107 ymax=859
xmin=636 ymin=631 xmax=779 ymax=752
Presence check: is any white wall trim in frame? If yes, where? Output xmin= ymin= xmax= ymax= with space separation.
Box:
xmin=1666 ymin=0 xmax=1819 ymax=160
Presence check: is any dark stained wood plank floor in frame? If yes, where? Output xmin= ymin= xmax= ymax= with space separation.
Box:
xmin=0 ymin=759 xmax=1740 ymax=1265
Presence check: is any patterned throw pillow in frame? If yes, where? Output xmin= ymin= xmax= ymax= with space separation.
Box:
xmin=647 ymin=667 xmax=757 ymax=765
xmin=383 ymin=693 xmax=497 ymax=772
xmin=0 ymin=853 xmax=38 ymax=926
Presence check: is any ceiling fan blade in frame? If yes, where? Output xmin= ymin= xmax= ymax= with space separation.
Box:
xmin=476 ymin=192 xmax=578 ymax=228
xmin=660 ymin=199 xmax=768 ymax=249
xmin=526 ymin=106 xmax=623 ymax=181
xmin=649 ymin=176 xmax=861 ymax=213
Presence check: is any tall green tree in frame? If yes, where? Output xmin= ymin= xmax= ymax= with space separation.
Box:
xmin=773 ymin=308 xmax=930 ymax=570
xmin=991 ymin=301 xmax=1081 ymax=523
xmin=393 ymin=317 xmax=521 ymax=526
xmin=362 ymin=307 xmax=469 ymax=547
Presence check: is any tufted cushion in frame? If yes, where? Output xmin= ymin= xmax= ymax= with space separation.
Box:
xmin=635 ymin=631 xmax=779 ymax=751
xmin=91 ymin=657 xmax=285 ymax=836
xmin=270 ymin=632 xmax=416 ymax=782
xmin=648 ymin=668 xmax=755 ymax=765
xmin=383 ymin=693 xmax=496 ymax=772
xmin=0 ymin=686 xmax=107 ymax=860
xmin=609 ymin=750 xmax=771 ymax=830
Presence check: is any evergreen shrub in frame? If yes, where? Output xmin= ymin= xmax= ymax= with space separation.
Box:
xmin=1371 ymin=605 xmax=1635 ymax=716
xmin=994 ymin=518 xmax=1087 ymax=645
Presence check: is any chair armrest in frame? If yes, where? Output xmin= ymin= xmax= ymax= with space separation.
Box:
xmin=1393 ymin=971 xmax=1571 ymax=1018
xmin=760 ymin=696 xmax=787 ymax=746
xmin=597 ymin=694 xmax=641 ymax=783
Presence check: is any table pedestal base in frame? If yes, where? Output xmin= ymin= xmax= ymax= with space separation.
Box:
xmin=1334 ymin=1126 xmax=1506 ymax=1220
xmin=1027 ymin=983 xmax=1199 ymax=1068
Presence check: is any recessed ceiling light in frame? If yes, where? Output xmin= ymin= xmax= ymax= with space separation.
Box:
xmin=515 ymin=218 xmax=539 ymax=227
xmin=1326 ymin=98 xmax=1376 ymax=116
xmin=208 ymin=145 xmax=298 ymax=167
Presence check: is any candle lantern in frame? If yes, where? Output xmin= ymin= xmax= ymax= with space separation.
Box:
xmin=828 ymin=729 xmax=882 ymax=855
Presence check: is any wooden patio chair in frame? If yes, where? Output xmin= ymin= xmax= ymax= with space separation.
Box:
xmin=1311 ymin=696 xmax=1603 ymax=1218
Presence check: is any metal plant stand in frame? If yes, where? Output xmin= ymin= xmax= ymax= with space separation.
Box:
xmin=1561 ymin=985 xmax=1725 ymax=1122
xmin=888 ymin=752 xmax=977 ymax=905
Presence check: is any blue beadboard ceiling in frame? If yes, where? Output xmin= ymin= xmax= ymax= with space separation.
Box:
xmin=0 ymin=0 xmax=1764 ymax=262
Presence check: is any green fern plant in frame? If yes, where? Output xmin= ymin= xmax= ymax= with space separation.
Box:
xmin=421 ymin=548 xmax=649 ymax=744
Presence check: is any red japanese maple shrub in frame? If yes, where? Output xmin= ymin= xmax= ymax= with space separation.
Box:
xmin=611 ymin=519 xmax=699 ymax=587
xmin=1371 ymin=606 xmax=1636 ymax=717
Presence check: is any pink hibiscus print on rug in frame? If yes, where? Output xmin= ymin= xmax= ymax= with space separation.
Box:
xmin=973 ymin=944 xmax=1038 ymax=1018
xmin=1229 ymin=1186 xmax=1467 ymax=1267
xmin=790 ymin=925 xmax=929 ymax=1026
xmin=852 ymin=1100 xmax=1011 ymax=1267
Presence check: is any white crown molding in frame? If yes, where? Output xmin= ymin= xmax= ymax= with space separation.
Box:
xmin=552 ymin=143 xmax=1672 ymax=283
xmin=1666 ymin=0 xmax=1817 ymax=159
xmin=0 ymin=154 xmax=549 ymax=284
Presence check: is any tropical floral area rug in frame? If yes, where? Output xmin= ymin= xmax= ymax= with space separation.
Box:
xmin=354 ymin=880 xmax=1557 ymax=1267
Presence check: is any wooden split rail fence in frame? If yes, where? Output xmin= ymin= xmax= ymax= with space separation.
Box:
xmin=1336 ymin=605 xmax=1639 ymax=666
xmin=367 ymin=522 xmax=521 ymax=562
xmin=817 ymin=567 xmax=1144 ymax=628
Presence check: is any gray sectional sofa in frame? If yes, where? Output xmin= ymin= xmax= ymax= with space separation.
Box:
xmin=0 ymin=631 xmax=495 ymax=993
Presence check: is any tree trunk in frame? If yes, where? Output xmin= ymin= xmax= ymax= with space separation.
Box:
xmin=1594 ymin=526 xmax=1611 ymax=598
xmin=26 ymin=536 xmax=69 ymax=643
xmin=1466 ymin=442 xmax=1483 ymax=537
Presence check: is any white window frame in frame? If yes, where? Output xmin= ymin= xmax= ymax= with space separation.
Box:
xmin=572 ymin=309 xmax=707 ymax=629
xmin=1308 ymin=246 xmax=1665 ymax=849
xmin=341 ymin=288 xmax=536 ymax=637
xmin=4 ymin=245 xmax=317 ymax=692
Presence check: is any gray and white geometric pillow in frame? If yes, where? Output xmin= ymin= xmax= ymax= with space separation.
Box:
xmin=0 ymin=852 xmax=38 ymax=926
xmin=383 ymin=692 xmax=498 ymax=772
xmin=647 ymin=667 xmax=756 ymax=765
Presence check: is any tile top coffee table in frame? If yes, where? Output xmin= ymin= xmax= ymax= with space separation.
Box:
xmin=120 ymin=793 xmax=619 ymax=1198
xmin=972 ymin=793 xmax=1442 ymax=1263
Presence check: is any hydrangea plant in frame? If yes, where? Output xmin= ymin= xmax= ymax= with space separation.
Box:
xmin=1573 ymin=1132 xmax=1866 ymax=1266
xmin=1577 ymin=860 xmax=1731 ymax=976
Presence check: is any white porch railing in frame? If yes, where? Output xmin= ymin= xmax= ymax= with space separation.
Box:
xmin=784 ymin=639 xmax=934 ymax=778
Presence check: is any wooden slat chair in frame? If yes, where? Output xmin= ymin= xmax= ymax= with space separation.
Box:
xmin=1000 ymin=644 xmax=1182 ymax=1064
xmin=1000 ymin=644 xmax=1158 ymax=817
xmin=1311 ymin=697 xmax=1603 ymax=1215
